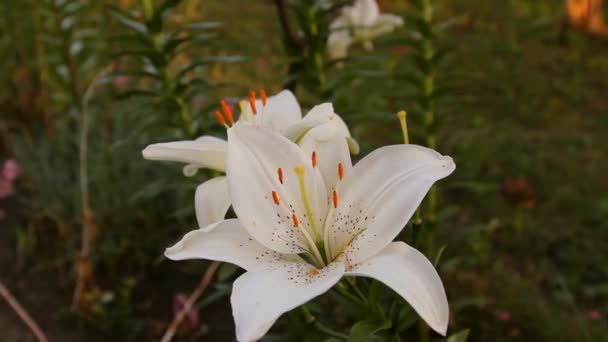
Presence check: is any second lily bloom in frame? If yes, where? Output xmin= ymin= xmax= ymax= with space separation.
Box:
xmin=142 ymin=90 xmax=358 ymax=227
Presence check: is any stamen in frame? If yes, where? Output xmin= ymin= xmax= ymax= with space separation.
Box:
xmin=214 ymin=110 xmax=227 ymax=127
xmin=249 ymin=91 xmax=257 ymax=115
xmin=271 ymin=191 xmax=280 ymax=205
xmin=311 ymin=151 xmax=317 ymax=168
xmin=294 ymin=166 xmax=321 ymax=242
xmin=238 ymin=100 xmax=249 ymax=121
xmin=292 ymin=213 xmax=300 ymax=228
xmin=333 ymin=190 xmax=338 ymax=208
xmin=396 ymin=110 xmax=409 ymax=145
xmin=277 ymin=168 xmax=284 ymax=184
xmin=260 ymin=89 xmax=267 ymax=106
xmin=220 ymin=100 xmax=235 ymax=124
xmin=338 ymin=163 xmax=344 ymax=180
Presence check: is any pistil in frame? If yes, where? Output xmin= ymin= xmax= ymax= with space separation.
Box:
xmin=293 ymin=166 xmax=321 ymax=242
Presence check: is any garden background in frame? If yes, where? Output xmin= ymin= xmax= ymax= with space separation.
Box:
xmin=1 ymin=0 xmax=607 ymax=341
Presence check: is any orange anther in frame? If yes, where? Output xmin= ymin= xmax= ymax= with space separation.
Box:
xmin=292 ymin=213 xmax=300 ymax=228
xmin=249 ymin=91 xmax=257 ymax=115
xmin=272 ymin=191 xmax=280 ymax=205
xmin=311 ymin=151 xmax=317 ymax=168
xmin=220 ymin=100 xmax=234 ymax=124
xmin=260 ymin=89 xmax=267 ymax=106
xmin=333 ymin=190 xmax=339 ymax=208
xmin=215 ymin=110 xmax=226 ymax=127
xmin=277 ymin=168 xmax=284 ymax=184
xmin=338 ymin=163 xmax=344 ymax=180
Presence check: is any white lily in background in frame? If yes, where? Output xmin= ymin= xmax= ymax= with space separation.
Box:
xmin=328 ymin=0 xmax=404 ymax=60
xmin=142 ymin=90 xmax=359 ymax=227
xmin=165 ymin=124 xmax=455 ymax=341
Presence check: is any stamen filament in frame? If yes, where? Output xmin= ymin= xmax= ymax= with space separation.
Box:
xmin=272 ymin=191 xmax=280 ymax=205
xmin=220 ymin=100 xmax=235 ymax=124
xmin=294 ymin=166 xmax=321 ymax=242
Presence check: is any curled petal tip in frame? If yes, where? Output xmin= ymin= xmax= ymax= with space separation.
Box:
xmin=347 ymin=137 xmax=360 ymax=155
xmin=164 ymin=241 xmax=184 ymax=260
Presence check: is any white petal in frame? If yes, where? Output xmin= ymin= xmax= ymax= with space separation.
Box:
xmin=369 ymin=13 xmax=404 ymax=38
xmin=232 ymin=261 xmax=344 ymax=342
xmin=227 ymin=124 xmax=328 ymax=254
xmin=195 ymin=177 xmax=231 ymax=228
xmin=328 ymin=18 xmax=353 ymax=60
xmin=353 ymin=0 xmax=380 ymax=27
xmin=299 ymin=129 xmax=352 ymax=195
xmin=165 ymin=219 xmax=284 ymax=271
xmin=142 ymin=136 xmax=227 ymax=172
xmin=327 ymin=144 xmax=455 ymax=263
xmin=346 ymin=242 xmax=449 ymax=335
xmin=239 ymin=90 xmax=302 ymax=135
xmin=283 ymin=103 xmax=353 ymax=142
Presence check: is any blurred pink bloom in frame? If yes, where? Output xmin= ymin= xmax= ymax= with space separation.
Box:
xmin=0 ymin=178 xmax=13 ymax=198
xmin=194 ymin=98 xmax=205 ymax=109
xmin=498 ymin=310 xmax=511 ymax=321
xmin=2 ymin=159 xmax=20 ymax=181
xmin=589 ymin=310 xmax=601 ymax=320
xmin=113 ymin=75 xmax=131 ymax=89
xmin=173 ymin=293 xmax=200 ymax=328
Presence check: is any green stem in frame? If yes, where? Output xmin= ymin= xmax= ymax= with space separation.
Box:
xmin=335 ymin=281 xmax=366 ymax=307
xmin=301 ymin=306 xmax=348 ymax=339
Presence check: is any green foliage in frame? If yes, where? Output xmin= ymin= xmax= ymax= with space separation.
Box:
xmin=108 ymin=0 xmax=245 ymax=138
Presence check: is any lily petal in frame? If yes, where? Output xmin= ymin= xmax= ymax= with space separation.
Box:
xmin=327 ymin=144 xmax=455 ymax=263
xmin=165 ymin=219 xmax=283 ymax=271
xmin=299 ymin=130 xmax=352 ymax=196
xmin=195 ymin=177 xmax=231 ymax=228
xmin=232 ymin=261 xmax=345 ymax=342
xmin=142 ymin=136 xmax=227 ymax=172
xmin=240 ymin=90 xmax=302 ymax=134
xmin=328 ymin=17 xmax=353 ymax=60
xmin=346 ymin=242 xmax=449 ymax=336
xmin=283 ymin=103 xmax=353 ymax=144
xmin=227 ymin=124 xmax=328 ymax=254
xmin=370 ymin=13 xmax=404 ymax=38
xmin=352 ymin=0 xmax=380 ymax=27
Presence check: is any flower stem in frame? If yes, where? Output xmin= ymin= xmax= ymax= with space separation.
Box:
xmin=301 ymin=305 xmax=348 ymax=339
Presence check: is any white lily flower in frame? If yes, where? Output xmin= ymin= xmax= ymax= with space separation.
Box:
xmin=142 ymin=90 xmax=359 ymax=228
xmin=328 ymin=0 xmax=404 ymax=60
xmin=165 ymin=124 xmax=455 ymax=341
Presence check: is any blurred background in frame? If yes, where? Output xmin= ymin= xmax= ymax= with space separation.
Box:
xmin=1 ymin=0 xmax=607 ymax=341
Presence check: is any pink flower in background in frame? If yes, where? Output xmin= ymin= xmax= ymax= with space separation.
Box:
xmin=113 ymin=75 xmax=131 ymax=89
xmin=194 ymin=98 xmax=205 ymax=109
xmin=498 ymin=310 xmax=512 ymax=321
xmin=0 ymin=178 xmax=13 ymax=199
xmin=173 ymin=293 xmax=200 ymax=328
xmin=2 ymin=159 xmax=20 ymax=181
xmin=589 ymin=310 xmax=601 ymax=321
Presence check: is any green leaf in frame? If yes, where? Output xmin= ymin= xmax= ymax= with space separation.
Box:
xmin=394 ymin=306 xmax=418 ymax=332
xmin=446 ymin=329 xmax=471 ymax=342
xmin=434 ymin=245 xmax=447 ymax=267
xmin=348 ymin=320 xmax=391 ymax=342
